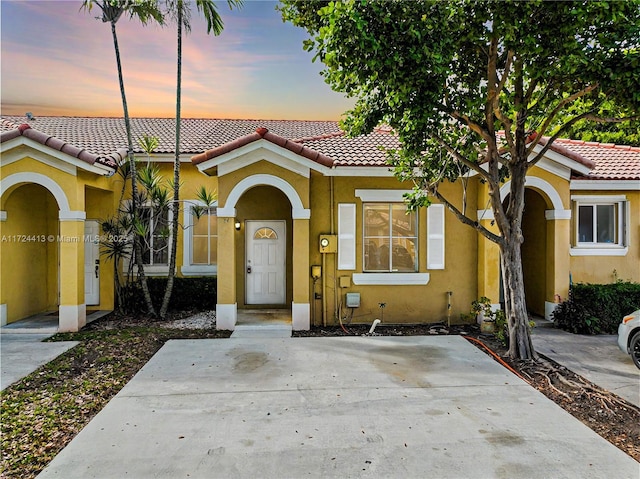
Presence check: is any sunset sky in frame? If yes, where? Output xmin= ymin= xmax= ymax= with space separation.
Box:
xmin=1 ymin=0 xmax=354 ymax=120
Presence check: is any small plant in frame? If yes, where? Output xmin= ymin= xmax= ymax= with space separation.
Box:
xmin=462 ymin=297 xmax=532 ymax=347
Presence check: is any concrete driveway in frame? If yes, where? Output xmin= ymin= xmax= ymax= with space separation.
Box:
xmin=38 ymin=336 xmax=638 ymax=479
xmin=531 ymin=327 xmax=640 ymax=407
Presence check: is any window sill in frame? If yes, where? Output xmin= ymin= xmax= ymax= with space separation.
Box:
xmin=181 ymin=265 xmax=217 ymax=276
xmin=570 ymin=246 xmax=628 ymax=256
xmin=140 ymin=265 xmax=169 ymax=276
xmin=352 ymin=273 xmax=430 ymax=285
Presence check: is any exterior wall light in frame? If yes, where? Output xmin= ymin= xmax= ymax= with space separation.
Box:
xmin=311 ymin=265 xmax=322 ymax=280
xmin=235 ymin=221 xmax=241 ymax=231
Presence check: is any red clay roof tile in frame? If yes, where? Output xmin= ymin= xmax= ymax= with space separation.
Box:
xmin=0 ymin=121 xmax=119 ymax=171
xmin=2 ymin=116 xmax=638 ymax=180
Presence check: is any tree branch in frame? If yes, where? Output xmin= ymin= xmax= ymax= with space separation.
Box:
xmin=430 ymin=133 xmax=494 ymax=183
xmin=448 ymin=110 xmax=491 ymax=142
xmin=522 ymin=76 xmax=539 ymax=105
xmin=530 ymin=83 xmax=600 ymax=151
xmin=527 ymin=110 xmax=599 ymax=167
xmin=430 ymin=189 xmax=503 ymax=245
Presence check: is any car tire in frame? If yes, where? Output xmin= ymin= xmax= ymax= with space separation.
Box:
xmin=631 ymin=331 xmax=640 ymax=370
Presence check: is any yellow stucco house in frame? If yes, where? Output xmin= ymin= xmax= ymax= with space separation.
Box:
xmin=1 ymin=117 xmax=638 ymax=332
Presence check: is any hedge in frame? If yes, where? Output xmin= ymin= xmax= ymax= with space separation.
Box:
xmin=119 ymin=277 xmax=217 ymax=314
xmin=552 ymin=281 xmax=640 ymax=334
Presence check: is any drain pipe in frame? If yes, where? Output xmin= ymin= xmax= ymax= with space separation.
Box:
xmin=322 ymin=254 xmax=327 ymax=327
xmin=446 ymin=291 xmax=453 ymax=327
xmin=368 ymin=319 xmax=381 ymax=334
xmin=330 ymin=177 xmax=338 ymax=324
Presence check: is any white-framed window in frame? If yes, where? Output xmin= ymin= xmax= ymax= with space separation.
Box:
xmin=181 ymin=201 xmax=217 ymax=276
xmin=571 ymin=195 xmax=628 ymax=256
xmin=139 ymin=205 xmax=169 ymax=266
xmin=352 ymin=190 xmax=430 ymax=286
xmin=363 ymin=203 xmax=418 ymax=272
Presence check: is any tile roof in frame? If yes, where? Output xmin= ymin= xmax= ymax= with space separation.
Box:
xmin=0 ymin=119 xmax=121 ymax=170
xmin=552 ymin=138 xmax=640 ymax=181
xmin=192 ymin=127 xmax=335 ymax=167
xmin=531 ymin=134 xmax=596 ymax=170
xmin=1 ymin=116 xmax=637 ymax=180
xmin=297 ymin=126 xmax=400 ymax=167
xmin=192 ymin=125 xmax=399 ymax=168
xmin=0 ymin=116 xmax=342 ymax=156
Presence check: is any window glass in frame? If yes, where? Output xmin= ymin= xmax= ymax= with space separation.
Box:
xmin=139 ymin=206 xmax=168 ymax=265
xmin=254 ymin=227 xmax=277 ymax=240
xmin=596 ymin=204 xmax=615 ymax=243
xmin=364 ymin=204 xmax=390 ymax=237
xmin=578 ymin=205 xmax=593 ymax=243
xmin=364 ymin=203 xmax=417 ymax=272
xmin=191 ymin=207 xmax=217 ymax=265
xmin=575 ymin=200 xmax=625 ymax=247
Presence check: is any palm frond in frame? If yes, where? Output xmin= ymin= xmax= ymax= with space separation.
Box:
xmin=196 ymin=185 xmax=218 ymax=206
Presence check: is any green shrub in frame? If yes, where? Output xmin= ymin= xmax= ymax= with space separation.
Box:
xmin=552 ymin=281 xmax=640 ymax=334
xmin=462 ymin=297 xmax=509 ymax=346
xmin=119 ymin=277 xmax=217 ymax=314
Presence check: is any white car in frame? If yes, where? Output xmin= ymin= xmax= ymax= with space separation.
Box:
xmin=618 ymin=310 xmax=640 ymax=369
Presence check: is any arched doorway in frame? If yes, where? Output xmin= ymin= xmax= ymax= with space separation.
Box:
xmin=235 ymin=185 xmax=293 ymax=308
xmin=498 ymin=176 xmax=570 ymax=320
xmin=215 ymin=173 xmax=311 ymax=331
xmin=1 ymin=183 xmax=59 ymax=322
xmin=521 ymin=189 xmax=547 ymax=317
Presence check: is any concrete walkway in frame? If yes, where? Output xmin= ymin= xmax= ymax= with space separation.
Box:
xmin=531 ymin=326 xmax=640 ymax=407
xmin=38 ymin=336 xmax=638 ymax=478
xmin=1 ymin=334 xmax=79 ymax=391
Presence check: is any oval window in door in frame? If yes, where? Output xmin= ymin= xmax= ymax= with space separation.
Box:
xmin=254 ymin=227 xmax=278 ymax=240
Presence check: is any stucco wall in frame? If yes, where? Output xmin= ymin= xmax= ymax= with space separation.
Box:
xmin=308 ymin=173 xmax=479 ymax=325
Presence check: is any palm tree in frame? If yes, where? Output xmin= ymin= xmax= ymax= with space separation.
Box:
xmin=81 ymin=0 xmax=164 ymax=317
xmin=159 ymin=0 xmax=242 ymax=319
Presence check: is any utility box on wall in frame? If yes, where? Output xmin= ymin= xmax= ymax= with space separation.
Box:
xmin=345 ymin=292 xmax=361 ymax=308
xmin=319 ymin=234 xmax=337 ymax=254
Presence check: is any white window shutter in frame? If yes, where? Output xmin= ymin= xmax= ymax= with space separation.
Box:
xmin=338 ymin=203 xmax=356 ymax=270
xmin=427 ymin=204 xmax=445 ymax=269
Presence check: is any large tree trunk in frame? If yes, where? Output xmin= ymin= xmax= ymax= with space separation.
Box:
xmin=111 ymin=20 xmax=156 ymax=317
xmin=500 ymin=239 xmax=537 ymax=360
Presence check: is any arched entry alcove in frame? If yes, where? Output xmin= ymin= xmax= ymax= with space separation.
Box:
xmin=1 ymin=183 xmax=59 ymax=322
xmin=1 ymin=171 xmax=89 ymax=331
xmin=235 ymin=185 xmax=293 ymax=308
xmin=498 ymin=176 xmax=571 ymax=319
xmin=521 ymin=189 xmax=548 ymax=316
xmin=215 ymin=173 xmax=311 ymax=331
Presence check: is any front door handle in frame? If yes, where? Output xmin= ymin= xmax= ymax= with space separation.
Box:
xmin=247 ymin=266 xmax=252 ymax=274
xmin=95 ymin=265 xmax=99 ymax=278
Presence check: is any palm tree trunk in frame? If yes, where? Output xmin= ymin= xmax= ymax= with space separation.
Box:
xmin=159 ymin=2 xmax=183 ymax=319
xmin=111 ymin=20 xmax=156 ymax=317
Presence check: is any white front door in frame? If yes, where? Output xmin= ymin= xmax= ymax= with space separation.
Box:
xmin=84 ymin=220 xmax=100 ymax=306
xmin=246 ymin=220 xmax=286 ymax=305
